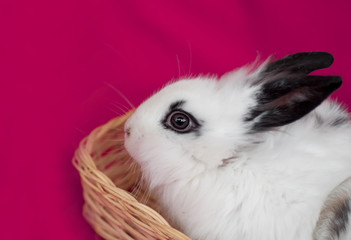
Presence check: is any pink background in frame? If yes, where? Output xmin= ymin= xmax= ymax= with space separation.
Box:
xmin=1 ymin=0 xmax=351 ymax=239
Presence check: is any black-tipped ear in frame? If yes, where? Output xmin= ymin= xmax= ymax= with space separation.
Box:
xmin=263 ymin=52 xmax=334 ymax=75
xmin=246 ymin=52 xmax=342 ymax=132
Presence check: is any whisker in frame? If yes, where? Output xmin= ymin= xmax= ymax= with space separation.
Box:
xmin=126 ymin=157 xmax=137 ymax=172
xmin=176 ymin=54 xmax=181 ymax=78
xmin=113 ymin=101 xmax=131 ymax=112
xmin=131 ymin=178 xmax=143 ymax=200
xmin=187 ymin=41 xmax=192 ymax=75
xmin=106 ymin=106 xmax=125 ymax=116
xmin=142 ymin=182 xmax=152 ymax=205
xmin=104 ymin=82 xmax=135 ymax=109
xmin=127 ymin=159 xmax=143 ymax=198
xmin=110 ymin=102 xmax=130 ymax=115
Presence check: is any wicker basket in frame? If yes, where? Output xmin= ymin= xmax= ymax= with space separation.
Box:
xmin=73 ymin=110 xmax=191 ymax=240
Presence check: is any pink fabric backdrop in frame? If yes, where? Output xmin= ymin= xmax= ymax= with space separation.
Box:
xmin=1 ymin=0 xmax=350 ymax=239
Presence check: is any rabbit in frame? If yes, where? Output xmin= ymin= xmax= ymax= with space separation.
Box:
xmin=124 ymin=52 xmax=351 ymax=240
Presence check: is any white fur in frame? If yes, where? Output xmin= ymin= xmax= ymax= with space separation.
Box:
xmin=124 ymin=64 xmax=351 ymax=240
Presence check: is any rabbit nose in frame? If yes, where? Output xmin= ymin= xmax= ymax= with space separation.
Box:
xmin=125 ymin=127 xmax=131 ymax=137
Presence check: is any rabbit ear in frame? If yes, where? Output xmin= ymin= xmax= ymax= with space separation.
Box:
xmin=246 ymin=52 xmax=342 ymax=132
xmin=313 ymin=177 xmax=351 ymax=240
xmin=263 ymin=52 xmax=334 ymax=75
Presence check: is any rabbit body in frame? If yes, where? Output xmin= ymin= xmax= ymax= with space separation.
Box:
xmin=124 ymin=52 xmax=351 ymax=240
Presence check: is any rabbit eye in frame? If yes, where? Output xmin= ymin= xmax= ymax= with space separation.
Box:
xmin=171 ymin=112 xmax=190 ymax=129
xmin=164 ymin=110 xmax=199 ymax=133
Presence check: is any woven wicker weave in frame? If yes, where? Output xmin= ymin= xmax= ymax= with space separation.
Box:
xmin=73 ymin=110 xmax=191 ymax=240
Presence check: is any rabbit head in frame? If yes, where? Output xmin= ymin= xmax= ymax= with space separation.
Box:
xmin=124 ymin=52 xmax=342 ymax=189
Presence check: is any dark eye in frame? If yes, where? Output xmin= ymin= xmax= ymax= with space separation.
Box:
xmin=164 ymin=110 xmax=199 ymax=133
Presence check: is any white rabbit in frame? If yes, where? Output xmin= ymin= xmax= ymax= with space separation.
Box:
xmin=124 ymin=52 xmax=351 ymax=240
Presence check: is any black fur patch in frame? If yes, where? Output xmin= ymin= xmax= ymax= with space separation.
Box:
xmin=246 ymin=76 xmax=341 ymax=132
xmin=263 ymin=52 xmax=334 ymax=75
xmin=169 ymin=100 xmax=185 ymax=110
xmin=245 ymin=52 xmax=342 ymax=133
xmin=330 ymin=199 xmax=351 ymax=238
